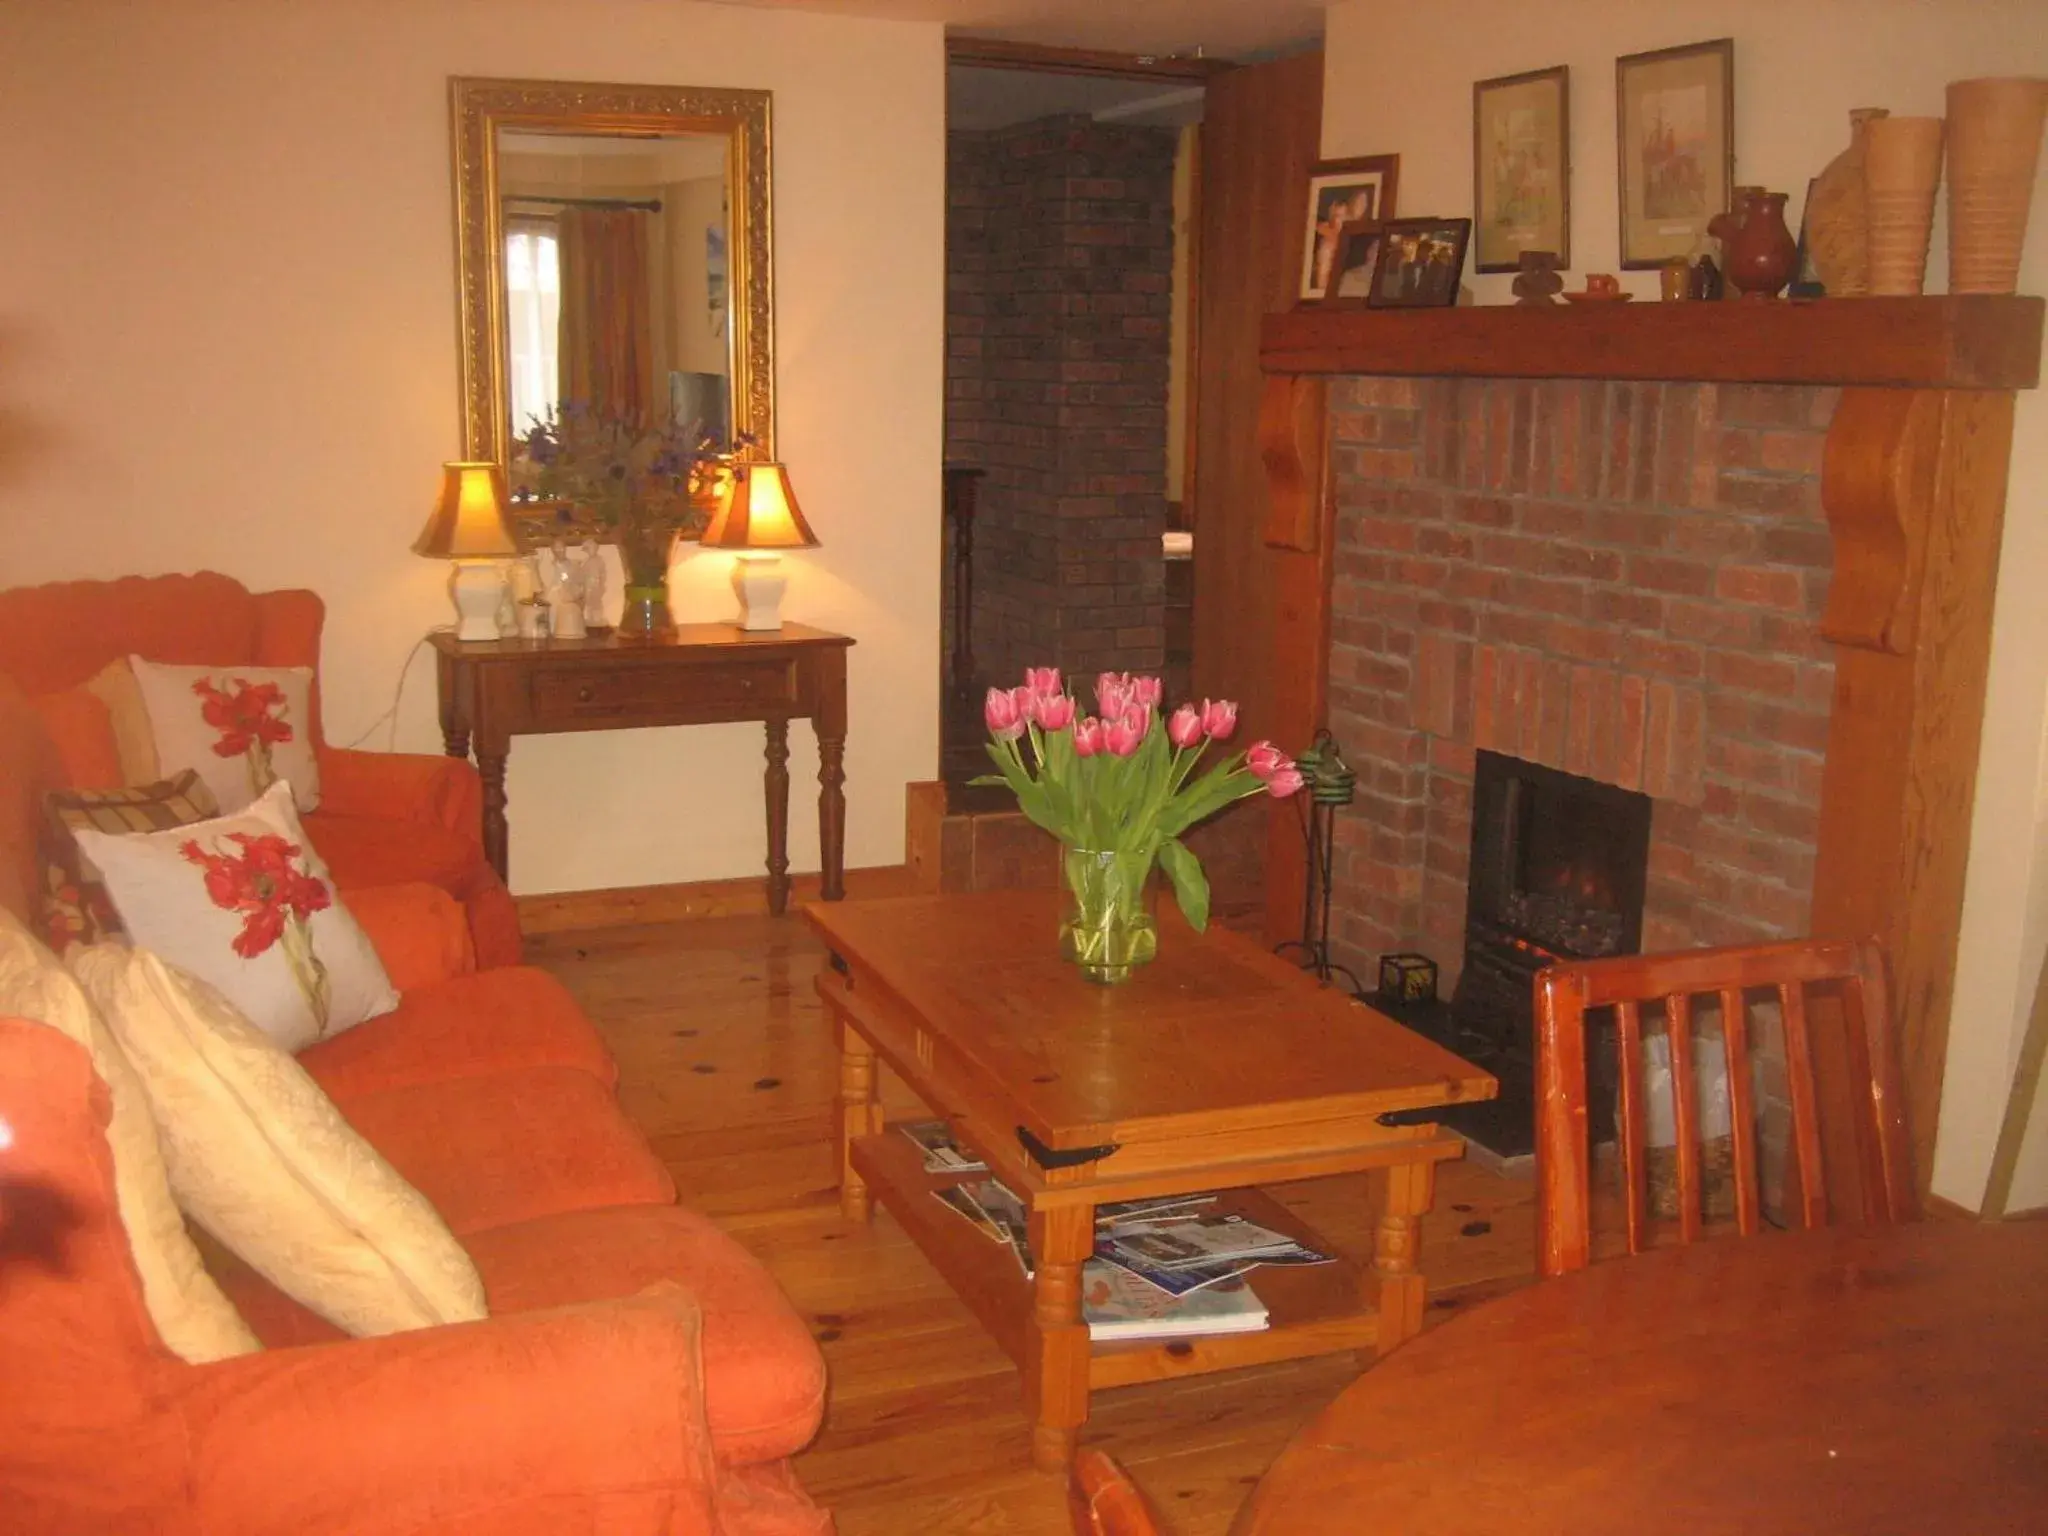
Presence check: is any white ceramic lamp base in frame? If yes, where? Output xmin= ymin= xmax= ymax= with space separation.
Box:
xmin=449 ymin=560 xmax=507 ymax=642
xmin=731 ymin=552 xmax=789 ymax=631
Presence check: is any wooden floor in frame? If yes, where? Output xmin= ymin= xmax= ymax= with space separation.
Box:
xmin=529 ymin=908 xmax=1550 ymax=1536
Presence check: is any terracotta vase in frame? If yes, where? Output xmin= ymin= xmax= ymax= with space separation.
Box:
xmin=1708 ymin=189 xmax=1799 ymax=299
xmin=1945 ymin=77 xmax=2048 ymax=294
xmin=1807 ymin=108 xmax=1888 ymax=296
xmin=1863 ymin=116 xmax=1946 ymax=295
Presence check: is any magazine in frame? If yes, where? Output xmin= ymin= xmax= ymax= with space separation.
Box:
xmin=1097 ymin=1212 xmax=1311 ymax=1272
xmin=898 ymin=1119 xmax=987 ymax=1174
xmin=958 ymin=1178 xmax=1033 ymax=1276
xmin=1091 ymin=1248 xmax=1261 ymax=1297
xmin=1081 ymin=1259 xmax=1269 ymax=1341
xmin=931 ymin=1184 xmax=1005 ymax=1243
xmin=1094 ymin=1193 xmax=1217 ymax=1225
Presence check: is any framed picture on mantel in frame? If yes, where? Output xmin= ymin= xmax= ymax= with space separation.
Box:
xmin=1473 ymin=65 xmax=1570 ymax=273
xmin=1300 ymin=154 xmax=1401 ymax=301
xmin=1615 ymin=37 xmax=1734 ymax=269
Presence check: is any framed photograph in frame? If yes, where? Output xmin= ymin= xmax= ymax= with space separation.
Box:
xmin=1616 ymin=37 xmax=1734 ymax=269
xmin=1322 ymin=218 xmax=1385 ymax=306
xmin=1300 ymin=154 xmax=1400 ymax=301
xmin=1473 ymin=65 xmax=1570 ymax=272
xmin=1367 ymin=218 xmax=1472 ymax=309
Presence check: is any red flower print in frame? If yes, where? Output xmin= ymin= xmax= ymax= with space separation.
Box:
xmin=193 ymin=676 xmax=295 ymax=798
xmin=180 ymin=831 xmax=333 ymax=1034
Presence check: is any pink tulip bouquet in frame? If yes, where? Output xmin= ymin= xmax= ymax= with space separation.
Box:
xmin=978 ymin=667 xmax=1302 ymax=981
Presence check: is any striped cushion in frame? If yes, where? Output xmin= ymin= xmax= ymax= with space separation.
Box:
xmin=39 ymin=770 xmax=219 ymax=949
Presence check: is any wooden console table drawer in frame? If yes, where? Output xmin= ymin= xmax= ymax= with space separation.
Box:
xmin=528 ymin=658 xmax=795 ymax=722
xmin=431 ymin=623 xmax=852 ymax=913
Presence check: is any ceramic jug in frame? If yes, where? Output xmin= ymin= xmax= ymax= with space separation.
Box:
xmin=1708 ymin=188 xmax=1799 ymax=299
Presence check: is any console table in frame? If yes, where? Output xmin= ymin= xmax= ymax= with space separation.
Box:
xmin=429 ymin=624 xmax=852 ymax=912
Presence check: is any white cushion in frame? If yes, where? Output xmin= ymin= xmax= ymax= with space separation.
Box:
xmin=69 ymin=943 xmax=487 ymax=1337
xmin=127 ymin=656 xmax=321 ymax=814
xmin=0 ymin=909 xmax=259 ymax=1362
xmin=72 ymin=781 xmax=396 ymax=1051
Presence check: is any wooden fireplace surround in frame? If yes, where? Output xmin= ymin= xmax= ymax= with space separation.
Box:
xmin=1257 ymin=295 xmax=2044 ymax=1192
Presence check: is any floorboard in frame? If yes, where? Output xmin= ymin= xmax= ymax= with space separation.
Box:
xmin=529 ymin=910 xmax=1552 ymax=1535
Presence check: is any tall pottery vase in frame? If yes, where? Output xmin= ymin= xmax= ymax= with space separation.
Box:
xmin=1863 ymin=116 xmax=1946 ymax=295
xmin=1059 ymin=846 xmax=1158 ymax=985
xmin=1946 ymin=77 xmax=2048 ymax=294
xmin=1807 ymin=108 xmax=1888 ymax=296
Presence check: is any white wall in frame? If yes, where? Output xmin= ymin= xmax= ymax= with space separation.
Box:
xmin=0 ymin=0 xmax=945 ymax=897
xmin=1323 ymin=0 xmax=2048 ymax=1211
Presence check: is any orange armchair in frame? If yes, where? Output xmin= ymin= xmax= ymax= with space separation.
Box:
xmin=0 ymin=1020 xmax=829 ymax=1534
xmin=0 ymin=572 xmax=521 ymax=966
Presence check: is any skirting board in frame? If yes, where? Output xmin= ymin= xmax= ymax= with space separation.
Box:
xmin=516 ymin=865 xmax=918 ymax=935
xmin=1927 ymin=1192 xmax=2048 ymax=1223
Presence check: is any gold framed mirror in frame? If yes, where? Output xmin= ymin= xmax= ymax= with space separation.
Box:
xmin=450 ymin=76 xmax=773 ymax=541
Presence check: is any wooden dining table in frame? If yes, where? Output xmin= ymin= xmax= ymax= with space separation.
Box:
xmin=1230 ymin=1220 xmax=2048 ymax=1534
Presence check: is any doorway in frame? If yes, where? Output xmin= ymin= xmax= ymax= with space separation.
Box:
xmin=938 ymin=42 xmax=1211 ymax=786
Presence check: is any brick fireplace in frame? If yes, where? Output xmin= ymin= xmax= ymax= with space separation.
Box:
xmin=1321 ymin=375 xmax=1841 ymax=1000
xmin=1253 ymin=298 xmax=2042 ymax=1185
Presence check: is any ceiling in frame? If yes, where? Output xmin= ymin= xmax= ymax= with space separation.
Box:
xmin=702 ymin=0 xmax=1325 ymax=59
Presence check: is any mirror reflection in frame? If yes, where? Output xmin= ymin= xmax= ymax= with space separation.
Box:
xmin=497 ymin=130 xmax=734 ymax=452
xmin=449 ymin=77 xmax=774 ymax=548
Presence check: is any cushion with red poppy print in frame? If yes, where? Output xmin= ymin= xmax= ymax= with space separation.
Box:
xmin=126 ymin=656 xmax=321 ymax=815
xmin=71 ymin=781 xmax=397 ymax=1052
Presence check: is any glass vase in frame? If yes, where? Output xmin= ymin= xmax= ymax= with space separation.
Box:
xmin=616 ymin=523 xmax=675 ymax=639
xmin=1059 ymin=846 xmax=1158 ymax=985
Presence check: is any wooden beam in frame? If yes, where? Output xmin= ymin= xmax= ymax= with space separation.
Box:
xmin=947 ymin=37 xmax=1231 ymax=81
xmin=1809 ymin=387 xmax=2016 ymax=1198
xmin=1260 ymin=297 xmax=2043 ymax=390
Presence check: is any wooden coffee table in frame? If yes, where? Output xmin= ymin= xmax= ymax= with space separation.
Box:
xmin=805 ymin=891 xmax=1495 ymax=1471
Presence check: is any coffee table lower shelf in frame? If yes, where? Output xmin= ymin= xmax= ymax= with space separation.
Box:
xmin=848 ymin=1131 xmax=1385 ymax=1391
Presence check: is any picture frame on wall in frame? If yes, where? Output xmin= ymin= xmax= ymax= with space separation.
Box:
xmin=1473 ymin=65 xmax=1570 ymax=273
xmin=1367 ymin=217 xmax=1472 ymax=309
xmin=1615 ymin=37 xmax=1734 ymax=269
xmin=1322 ymin=219 xmax=1385 ymax=306
xmin=1300 ymin=154 xmax=1401 ymax=301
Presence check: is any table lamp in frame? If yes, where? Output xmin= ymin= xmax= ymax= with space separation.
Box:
xmin=414 ymin=461 xmax=519 ymax=641
xmin=698 ymin=460 xmax=819 ymax=631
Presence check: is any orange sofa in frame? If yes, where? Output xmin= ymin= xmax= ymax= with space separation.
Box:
xmin=0 ymin=667 xmax=832 ymax=1530
xmin=0 ymin=571 xmax=522 ymax=967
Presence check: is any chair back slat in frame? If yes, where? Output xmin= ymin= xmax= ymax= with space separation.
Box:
xmin=1778 ymin=980 xmax=1830 ymax=1230
xmin=1666 ymin=991 xmax=1704 ymax=1245
xmin=1533 ymin=937 xmax=1915 ymax=1276
xmin=1615 ymin=999 xmax=1648 ymax=1259
xmin=1721 ymin=985 xmax=1762 ymax=1238
xmin=1535 ymin=970 xmax=1594 ymax=1276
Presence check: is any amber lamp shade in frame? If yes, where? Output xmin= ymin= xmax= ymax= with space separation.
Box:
xmin=415 ymin=462 xmax=518 ymax=641
xmin=698 ymin=461 xmax=819 ymax=631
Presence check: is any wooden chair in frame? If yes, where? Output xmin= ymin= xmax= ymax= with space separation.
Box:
xmin=1533 ymin=937 xmax=1917 ymax=1277
xmin=1069 ymin=1449 xmax=1166 ymax=1536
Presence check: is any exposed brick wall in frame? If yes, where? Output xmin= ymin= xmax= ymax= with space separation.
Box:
xmin=1323 ymin=377 xmax=1839 ymax=991
xmin=945 ymin=116 xmax=1173 ymax=688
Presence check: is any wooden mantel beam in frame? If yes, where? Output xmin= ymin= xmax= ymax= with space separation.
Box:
xmin=1261 ymin=296 xmax=2042 ymax=391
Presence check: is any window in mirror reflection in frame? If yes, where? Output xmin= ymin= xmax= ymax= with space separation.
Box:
xmin=498 ymin=130 xmax=734 ymax=484
xmin=504 ymin=222 xmax=561 ymax=437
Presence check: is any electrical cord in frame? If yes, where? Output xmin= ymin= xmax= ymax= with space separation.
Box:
xmin=343 ymin=630 xmax=445 ymax=751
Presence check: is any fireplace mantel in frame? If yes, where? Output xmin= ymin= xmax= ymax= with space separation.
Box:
xmin=1260 ymin=296 xmax=2042 ymax=390
xmin=1256 ymin=295 xmax=2045 ymax=1195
